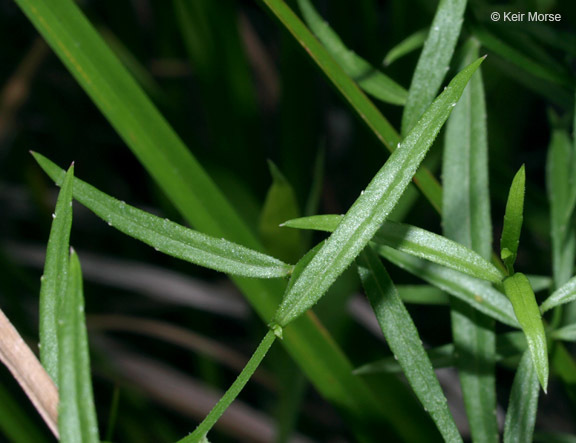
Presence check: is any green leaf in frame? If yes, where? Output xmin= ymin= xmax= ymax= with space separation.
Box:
xmin=503 ymin=351 xmax=540 ymax=443
xmin=503 ymin=273 xmax=548 ymax=392
xmin=443 ymin=39 xmax=498 ymax=443
xmin=375 ymin=246 xmax=518 ymax=327
xmin=297 ymin=0 xmax=407 ymax=106
xmin=551 ymin=323 xmax=576 ymax=342
xmin=357 ymin=247 xmax=461 ymax=442
xmin=39 ymin=163 xmax=74 ymax=383
xmin=541 ymin=275 xmax=576 ymax=313
xmin=260 ymin=0 xmax=444 ymax=212
xmin=283 ymin=215 xmax=504 ymax=283
xmin=534 ymin=432 xmax=576 ymax=443
xmin=58 ymin=250 xmax=99 ymax=442
xmin=0 ymin=383 xmax=49 ymax=443
xmin=33 ymin=153 xmax=293 ymax=280
xmin=547 ymin=124 xmax=576 ymax=289
xmin=383 ymin=28 xmax=428 ymax=66
xmin=259 ymin=162 xmax=303 ymax=263
xmin=500 ymin=166 xmax=526 ymax=274
xmin=355 ymin=331 xmax=527 ymax=375
xmin=401 ymin=0 xmax=467 ymax=135
xmin=271 ymin=57 xmax=484 ymax=328
xmin=397 ymin=285 xmax=449 ymax=305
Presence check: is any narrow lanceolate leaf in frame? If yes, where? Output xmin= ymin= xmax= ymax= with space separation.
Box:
xmin=33 ymin=153 xmax=292 ymax=279
xmin=503 ymin=273 xmax=548 ymax=392
xmin=500 ymin=166 xmax=526 ymax=274
xmin=375 ymin=246 xmax=518 ymax=327
xmin=503 ymin=351 xmax=540 ymax=443
xmin=401 ymin=0 xmax=467 ymax=135
xmin=297 ymin=0 xmax=407 ymax=105
xmin=383 ymin=28 xmax=428 ymax=66
xmin=551 ymin=323 xmax=576 ymax=342
xmin=357 ymin=247 xmax=462 ymax=442
xmin=443 ymin=40 xmax=498 ymax=443
xmin=541 ymin=275 xmax=576 ymax=313
xmin=547 ymin=125 xmax=576 ymax=290
xmin=58 ymin=250 xmax=99 ymax=443
xmin=283 ymin=215 xmax=504 ymax=283
xmin=39 ymin=163 xmax=74 ymax=383
xmin=271 ymin=57 xmax=484 ymax=329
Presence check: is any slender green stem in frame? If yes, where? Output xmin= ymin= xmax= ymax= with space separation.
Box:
xmin=179 ymin=330 xmax=277 ymax=443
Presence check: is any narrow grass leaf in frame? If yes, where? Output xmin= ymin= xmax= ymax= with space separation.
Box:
xmin=500 ymin=166 xmax=526 ymax=274
xmin=551 ymin=323 xmax=576 ymax=342
xmin=401 ymin=0 xmax=467 ymax=135
xmin=178 ymin=330 xmax=276 ymax=443
xmin=397 ymin=285 xmax=448 ymax=305
xmin=375 ymin=246 xmax=518 ymax=327
xmin=283 ymin=215 xmax=504 ymax=282
xmin=260 ymin=0 xmax=444 ymax=211
xmin=547 ymin=125 xmax=576 ymax=289
xmin=33 ymin=153 xmax=292 ymax=279
xmin=271 ymin=57 xmax=484 ymax=329
xmin=355 ymin=330 xmax=527 ymax=375
xmin=357 ymin=247 xmax=461 ymax=442
xmin=503 ymin=273 xmax=548 ymax=392
xmin=383 ymin=28 xmax=428 ymax=66
xmin=259 ymin=162 xmax=303 ymax=263
xmin=58 ymin=250 xmax=99 ymax=442
xmin=443 ymin=39 xmax=498 ymax=443
xmin=39 ymin=163 xmax=74 ymax=383
xmin=541 ymin=275 xmax=576 ymax=313
xmin=503 ymin=351 xmax=540 ymax=443
xmin=297 ymin=0 xmax=407 ymax=105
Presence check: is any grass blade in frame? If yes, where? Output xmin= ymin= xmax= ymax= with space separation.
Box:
xmin=283 ymin=215 xmax=504 ymax=283
xmin=375 ymin=246 xmax=518 ymax=327
xmin=541 ymin=276 xmax=576 ymax=313
xmin=551 ymin=323 xmax=576 ymax=342
xmin=178 ymin=330 xmax=276 ymax=443
xmin=503 ymin=273 xmax=549 ymax=392
xmin=58 ymin=250 xmax=99 ymax=442
xmin=383 ymin=28 xmax=428 ymax=66
xmin=260 ymin=0 xmax=444 ymax=211
xmin=443 ymin=40 xmax=498 ymax=442
xmin=271 ymin=57 xmax=484 ymax=329
xmin=500 ymin=166 xmax=526 ymax=274
xmin=33 ymin=153 xmax=293 ymax=279
xmin=547 ymin=124 xmax=576 ymax=289
xmin=397 ymin=285 xmax=449 ymax=305
xmin=401 ymin=0 xmax=467 ymax=135
xmin=297 ymin=0 xmax=407 ymax=105
xmin=503 ymin=351 xmax=540 ymax=443
xmin=357 ymin=247 xmax=462 ymax=442
xmin=38 ymin=163 xmax=74 ymax=383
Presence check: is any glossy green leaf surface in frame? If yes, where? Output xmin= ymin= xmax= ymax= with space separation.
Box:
xmin=443 ymin=40 xmax=498 ymax=443
xmin=541 ymin=275 xmax=576 ymax=313
xmin=500 ymin=166 xmax=526 ymax=274
xmin=283 ymin=215 xmax=503 ymax=282
xmin=503 ymin=351 xmax=540 ymax=443
xmin=503 ymin=273 xmax=548 ymax=392
xmin=58 ymin=250 xmax=99 ymax=443
xmin=375 ymin=246 xmax=518 ymax=327
xmin=298 ymin=0 xmax=407 ymax=105
xmin=271 ymin=57 xmax=484 ymax=328
xmin=33 ymin=153 xmax=293 ymax=279
xmin=357 ymin=247 xmax=461 ymax=442
xmin=38 ymin=163 xmax=74 ymax=383
xmin=383 ymin=28 xmax=428 ymax=66
xmin=401 ymin=0 xmax=467 ymax=135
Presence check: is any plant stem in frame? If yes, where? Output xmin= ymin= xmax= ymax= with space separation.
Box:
xmin=179 ymin=330 xmax=277 ymax=443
